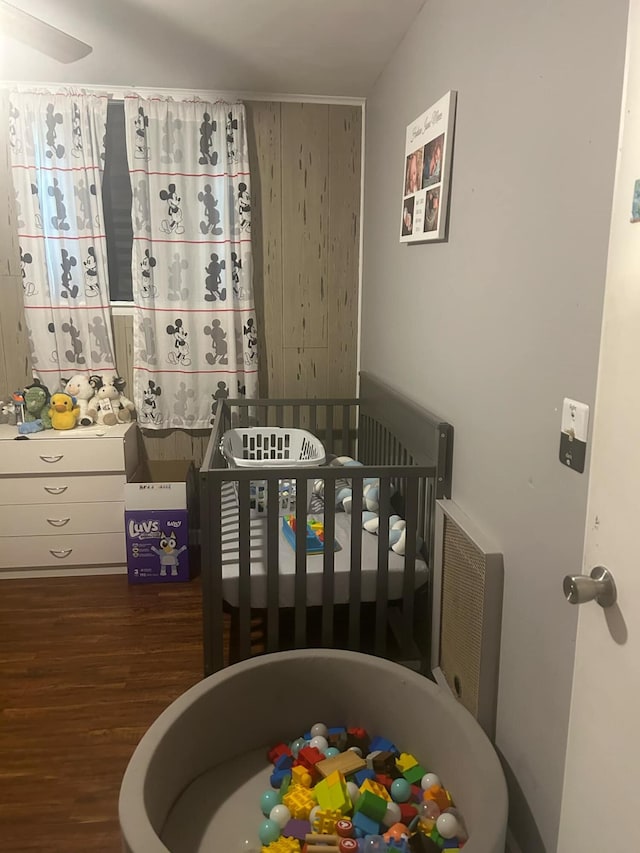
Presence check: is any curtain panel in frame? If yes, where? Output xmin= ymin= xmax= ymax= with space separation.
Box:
xmin=123 ymin=98 xmax=258 ymax=430
xmin=8 ymin=92 xmax=116 ymax=389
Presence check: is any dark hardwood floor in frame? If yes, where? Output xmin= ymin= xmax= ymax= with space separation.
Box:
xmin=0 ymin=574 xmax=208 ymax=853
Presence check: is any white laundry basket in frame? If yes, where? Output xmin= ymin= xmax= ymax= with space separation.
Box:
xmin=220 ymin=427 xmax=325 ymax=516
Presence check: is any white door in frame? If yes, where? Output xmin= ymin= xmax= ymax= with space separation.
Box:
xmin=557 ymin=3 xmax=640 ymax=849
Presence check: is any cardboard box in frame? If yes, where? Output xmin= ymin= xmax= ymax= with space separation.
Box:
xmin=125 ymin=461 xmax=197 ymax=584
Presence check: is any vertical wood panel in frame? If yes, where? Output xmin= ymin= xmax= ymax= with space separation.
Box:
xmin=245 ymin=101 xmax=283 ymax=397
xmin=281 ymin=103 xmax=329 ymax=350
xmin=283 ymin=347 xmax=328 ymax=398
xmin=328 ymin=105 xmax=362 ymax=398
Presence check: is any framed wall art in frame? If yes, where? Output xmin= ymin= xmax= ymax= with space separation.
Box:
xmin=400 ymin=90 xmax=457 ymax=244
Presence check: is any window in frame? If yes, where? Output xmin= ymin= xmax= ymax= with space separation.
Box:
xmin=102 ymin=100 xmax=133 ymax=302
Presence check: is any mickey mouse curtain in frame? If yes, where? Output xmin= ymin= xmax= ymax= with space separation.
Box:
xmin=8 ymin=92 xmax=116 ymax=389
xmin=123 ymin=97 xmax=258 ymax=429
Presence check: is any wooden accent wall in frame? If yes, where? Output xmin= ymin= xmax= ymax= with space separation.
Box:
xmin=0 ymin=92 xmax=31 ymax=395
xmin=1 ymin=98 xmax=362 ymax=467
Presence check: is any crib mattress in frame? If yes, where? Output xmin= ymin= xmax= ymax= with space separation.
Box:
xmin=218 ymin=485 xmax=427 ymax=608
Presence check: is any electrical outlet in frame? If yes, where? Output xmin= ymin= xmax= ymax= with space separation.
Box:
xmin=559 ymin=398 xmax=589 ymax=473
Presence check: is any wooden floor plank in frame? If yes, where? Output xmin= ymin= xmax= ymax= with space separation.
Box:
xmin=0 ymin=574 xmax=211 ymax=853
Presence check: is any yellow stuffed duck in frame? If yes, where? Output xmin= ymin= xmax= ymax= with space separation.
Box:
xmin=48 ymin=392 xmax=80 ymax=430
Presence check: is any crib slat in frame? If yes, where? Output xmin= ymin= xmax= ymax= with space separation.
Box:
xmin=401 ymin=476 xmax=419 ymax=634
xmin=375 ymin=477 xmax=391 ymax=657
xmin=202 ymin=475 xmax=224 ymax=675
xmin=266 ymin=474 xmax=281 ymax=653
xmin=348 ymin=477 xmax=363 ymax=651
xmin=237 ymin=479 xmax=252 ymax=661
xmin=321 ymin=478 xmax=336 ymax=647
xmin=294 ymin=477 xmax=308 ymax=647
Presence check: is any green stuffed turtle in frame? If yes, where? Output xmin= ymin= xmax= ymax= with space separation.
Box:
xmin=21 ymin=378 xmax=52 ymax=432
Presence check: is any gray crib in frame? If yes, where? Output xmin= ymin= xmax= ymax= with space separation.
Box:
xmin=199 ymin=372 xmax=453 ymax=676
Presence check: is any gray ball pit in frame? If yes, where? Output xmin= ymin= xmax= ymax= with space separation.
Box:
xmin=119 ymin=649 xmax=507 ymax=853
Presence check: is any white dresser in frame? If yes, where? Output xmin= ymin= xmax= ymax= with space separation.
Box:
xmin=0 ymin=422 xmax=139 ymax=578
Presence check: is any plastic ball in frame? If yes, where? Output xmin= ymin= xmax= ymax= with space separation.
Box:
xmin=310 ymin=735 xmax=329 ymax=753
xmin=269 ymin=804 xmax=291 ymax=828
xmin=390 ymin=778 xmax=411 ymax=803
xmin=421 ymin=772 xmax=441 ymax=791
xmin=436 ymin=812 xmax=460 ymax=839
xmin=325 ymin=747 xmax=340 ymax=758
xmin=310 ymin=722 xmax=328 ymax=739
xmin=290 ymin=737 xmax=307 ymax=758
xmin=258 ymin=819 xmax=280 ymax=845
xmin=418 ymin=799 xmax=440 ymax=820
xmin=260 ymin=790 xmax=281 ymax=816
xmin=346 ymin=781 xmax=361 ymax=806
xmin=382 ymin=801 xmax=402 ymax=827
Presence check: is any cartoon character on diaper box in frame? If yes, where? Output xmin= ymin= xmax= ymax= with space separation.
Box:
xmin=151 ymin=529 xmax=187 ymax=578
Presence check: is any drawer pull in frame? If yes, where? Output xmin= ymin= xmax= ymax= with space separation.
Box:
xmin=49 ymin=548 xmax=72 ymax=559
xmin=47 ymin=518 xmax=70 ymax=527
xmin=40 ymin=455 xmax=64 ymax=464
xmin=44 ymin=486 xmax=68 ymax=495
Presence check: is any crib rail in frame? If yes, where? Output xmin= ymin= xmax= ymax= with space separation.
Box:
xmin=201 ymin=464 xmax=433 ymax=675
xmin=200 ymin=379 xmax=453 ymax=677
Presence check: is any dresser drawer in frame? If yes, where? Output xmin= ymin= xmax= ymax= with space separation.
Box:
xmin=0 ymin=436 xmax=127 ymax=476
xmin=3 ymin=501 xmax=124 ymax=537
xmin=0 ymin=474 xmax=126 ymax=506
xmin=0 ymin=532 xmax=126 ymax=569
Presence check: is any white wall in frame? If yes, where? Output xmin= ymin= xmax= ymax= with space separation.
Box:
xmin=361 ymin=0 xmax=628 ymax=849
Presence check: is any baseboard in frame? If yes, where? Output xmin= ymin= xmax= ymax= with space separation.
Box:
xmin=0 ymin=565 xmax=127 ymax=580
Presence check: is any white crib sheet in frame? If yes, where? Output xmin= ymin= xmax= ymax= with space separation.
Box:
xmin=217 ymin=485 xmax=427 ymax=608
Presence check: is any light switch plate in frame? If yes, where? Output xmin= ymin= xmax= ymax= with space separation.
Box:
xmin=559 ymin=398 xmax=589 ymax=473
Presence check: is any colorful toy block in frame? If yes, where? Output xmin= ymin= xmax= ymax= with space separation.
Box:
xmin=403 ymin=764 xmax=427 ymax=786
xmin=316 ymin=751 xmax=366 ymax=779
xmin=312 ymin=808 xmax=343 ymax=834
xmin=262 ymin=837 xmax=301 ymax=853
xmin=359 ymin=777 xmax=391 ymax=802
xmin=373 ymin=751 xmax=402 ymax=777
xmin=352 ymin=767 xmax=375 ymax=786
xmin=315 ymin=771 xmax=350 ymax=814
xmin=423 ymin=784 xmax=452 ymax=812
xmin=396 ymin=753 xmax=418 ymax=773
xmin=291 ymin=765 xmax=313 ymax=788
xmin=282 ymin=819 xmax=310 ymax=841
xmin=353 ymin=789 xmax=387 ymax=823
xmin=369 ymin=736 xmax=398 ymax=755
xmin=269 ymin=743 xmax=293 ymax=763
xmin=352 ymin=810 xmax=380 ymax=838
xmin=283 ymin=784 xmax=316 ymax=820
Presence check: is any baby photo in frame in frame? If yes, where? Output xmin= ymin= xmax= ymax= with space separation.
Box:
xmin=399 ymin=91 xmax=457 ymax=243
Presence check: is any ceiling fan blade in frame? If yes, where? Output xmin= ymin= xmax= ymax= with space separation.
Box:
xmin=0 ymin=1 xmax=93 ymax=63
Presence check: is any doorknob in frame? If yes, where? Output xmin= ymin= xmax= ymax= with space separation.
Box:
xmin=563 ymin=566 xmax=617 ymax=608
